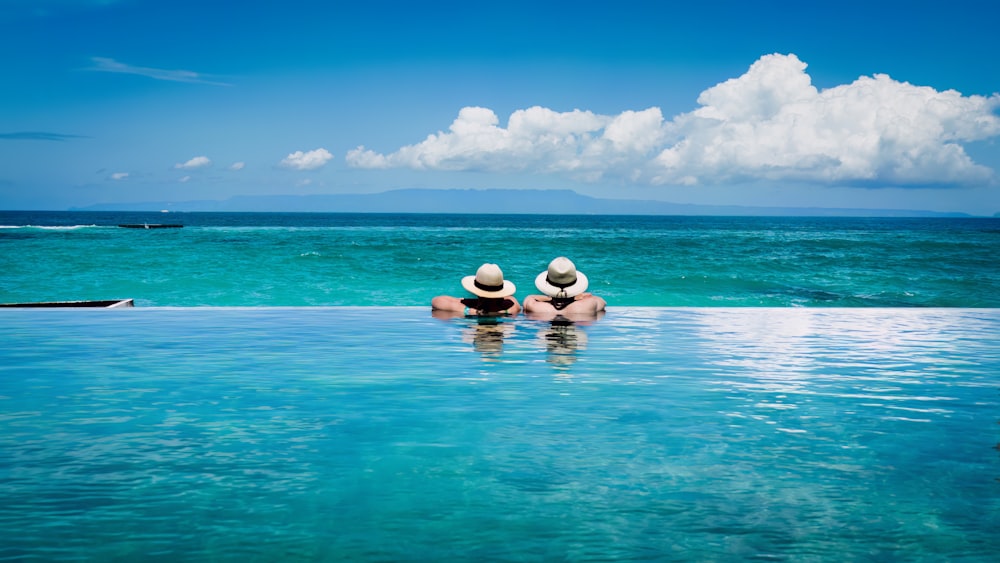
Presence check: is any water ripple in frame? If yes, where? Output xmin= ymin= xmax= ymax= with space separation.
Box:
xmin=0 ymin=307 xmax=998 ymax=560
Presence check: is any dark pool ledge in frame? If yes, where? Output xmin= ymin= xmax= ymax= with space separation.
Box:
xmin=0 ymin=299 xmax=134 ymax=308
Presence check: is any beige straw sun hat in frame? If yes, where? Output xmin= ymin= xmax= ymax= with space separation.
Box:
xmin=534 ymin=257 xmax=588 ymax=298
xmin=461 ymin=263 xmax=517 ymax=298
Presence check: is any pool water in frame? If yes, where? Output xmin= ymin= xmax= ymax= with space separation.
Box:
xmin=1 ymin=307 xmax=998 ymax=561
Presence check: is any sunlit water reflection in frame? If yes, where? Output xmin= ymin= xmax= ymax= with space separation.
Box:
xmin=1 ymin=307 xmax=997 ymax=561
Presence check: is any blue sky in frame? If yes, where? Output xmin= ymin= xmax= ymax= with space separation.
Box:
xmin=2 ymin=0 xmax=999 ymax=213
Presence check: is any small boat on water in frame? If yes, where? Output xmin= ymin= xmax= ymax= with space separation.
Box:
xmin=0 ymin=299 xmax=134 ymax=308
xmin=118 ymin=223 xmax=183 ymax=229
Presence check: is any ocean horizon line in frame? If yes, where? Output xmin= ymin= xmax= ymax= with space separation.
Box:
xmin=63 ymin=188 xmax=986 ymax=218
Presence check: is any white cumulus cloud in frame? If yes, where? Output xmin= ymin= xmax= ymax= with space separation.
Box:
xmin=346 ymin=53 xmax=1000 ymax=188
xmin=281 ymin=148 xmax=333 ymax=171
xmin=229 ymin=161 xmax=245 ymax=171
xmin=174 ymin=156 xmax=211 ymax=170
xmin=347 ymin=106 xmax=616 ymax=177
xmin=110 ymin=172 xmax=128 ymax=181
xmin=652 ymin=53 xmax=1000 ymax=186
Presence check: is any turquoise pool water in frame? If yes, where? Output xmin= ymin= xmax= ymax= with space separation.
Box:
xmin=1 ymin=307 xmax=998 ymax=560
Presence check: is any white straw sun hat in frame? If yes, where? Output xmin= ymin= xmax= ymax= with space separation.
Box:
xmin=534 ymin=257 xmax=589 ymax=298
xmin=461 ymin=263 xmax=516 ymax=298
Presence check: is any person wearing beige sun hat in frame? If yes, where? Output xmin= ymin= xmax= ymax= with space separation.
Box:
xmin=431 ymin=263 xmax=521 ymax=317
xmin=523 ymin=257 xmax=606 ymax=319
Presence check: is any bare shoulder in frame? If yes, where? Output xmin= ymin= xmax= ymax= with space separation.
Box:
xmin=568 ymin=294 xmax=606 ymax=314
xmin=585 ymin=294 xmax=607 ymax=311
xmin=431 ymin=295 xmax=465 ymax=312
xmin=523 ymin=295 xmax=553 ymax=313
xmin=507 ymin=297 xmax=522 ymax=314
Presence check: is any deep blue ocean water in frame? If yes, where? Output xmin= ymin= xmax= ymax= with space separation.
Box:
xmin=1 ymin=211 xmax=998 ymax=307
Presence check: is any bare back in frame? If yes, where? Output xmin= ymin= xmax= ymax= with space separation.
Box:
xmin=523 ymin=293 xmax=605 ymax=319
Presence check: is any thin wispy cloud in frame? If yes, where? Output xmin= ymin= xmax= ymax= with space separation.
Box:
xmin=87 ymin=57 xmax=231 ymax=86
xmin=1 ymin=131 xmax=88 ymax=141
xmin=347 ymin=53 xmax=1000 ymax=189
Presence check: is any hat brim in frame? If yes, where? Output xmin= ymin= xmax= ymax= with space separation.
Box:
xmin=461 ymin=276 xmax=517 ymax=298
xmin=535 ymin=270 xmax=588 ymax=298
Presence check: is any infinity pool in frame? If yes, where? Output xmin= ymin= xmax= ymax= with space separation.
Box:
xmin=1 ymin=308 xmax=998 ymax=561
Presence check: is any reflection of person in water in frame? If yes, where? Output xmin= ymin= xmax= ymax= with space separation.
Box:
xmin=462 ymin=318 xmax=516 ymax=361
xmin=538 ymin=318 xmax=588 ymax=370
xmin=523 ymin=257 xmax=605 ymax=321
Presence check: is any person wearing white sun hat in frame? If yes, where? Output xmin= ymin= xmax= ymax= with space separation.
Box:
xmin=523 ymin=257 xmax=605 ymax=319
xmin=431 ymin=263 xmax=521 ymax=317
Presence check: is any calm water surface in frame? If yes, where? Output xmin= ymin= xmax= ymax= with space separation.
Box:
xmin=1 ymin=307 xmax=998 ymax=561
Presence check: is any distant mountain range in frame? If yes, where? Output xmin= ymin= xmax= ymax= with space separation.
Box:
xmin=71 ymin=188 xmax=977 ymax=217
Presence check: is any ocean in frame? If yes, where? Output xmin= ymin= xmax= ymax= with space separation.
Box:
xmin=1 ymin=210 xmax=999 ymax=561
xmin=1 ymin=211 xmax=998 ymax=307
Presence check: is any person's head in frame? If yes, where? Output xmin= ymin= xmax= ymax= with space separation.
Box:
xmin=462 ymin=263 xmax=516 ymax=300
xmin=535 ymin=257 xmax=588 ymax=299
